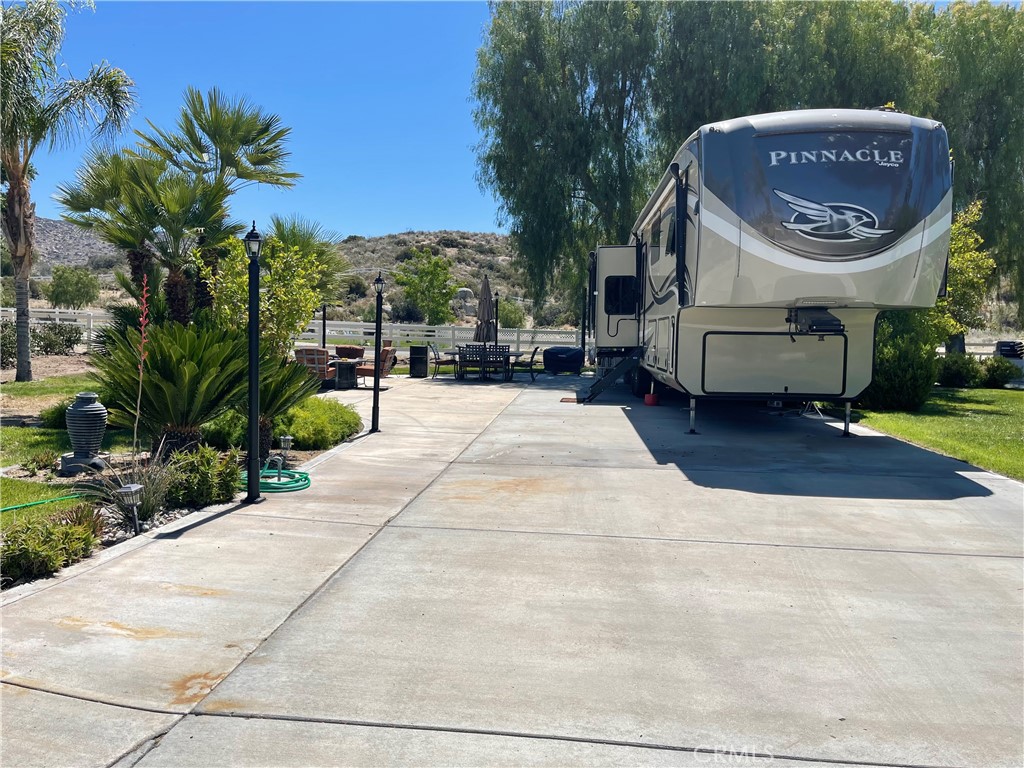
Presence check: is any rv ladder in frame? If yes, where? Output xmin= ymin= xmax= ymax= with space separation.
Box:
xmin=576 ymin=347 xmax=643 ymax=403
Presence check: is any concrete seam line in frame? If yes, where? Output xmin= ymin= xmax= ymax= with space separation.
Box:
xmin=186 ymin=710 xmax=953 ymax=768
xmin=372 ymin=386 xmax=529 ymax=530
xmin=385 ymin=523 xmax=1024 ymax=560
xmin=0 ymin=680 xmax=181 ymax=717
xmin=232 ymin=511 xmax=382 ymax=528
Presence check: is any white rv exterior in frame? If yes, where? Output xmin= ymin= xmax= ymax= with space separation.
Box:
xmin=591 ymin=108 xmax=953 ymax=402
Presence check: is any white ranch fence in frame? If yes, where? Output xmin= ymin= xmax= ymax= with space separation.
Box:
xmin=4 ymin=307 xmax=1010 ymax=359
xmin=0 ymin=307 xmax=582 ymax=355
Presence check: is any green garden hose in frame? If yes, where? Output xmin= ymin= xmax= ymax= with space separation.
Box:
xmin=0 ymin=494 xmax=83 ymax=514
xmin=238 ymin=469 xmax=311 ymax=493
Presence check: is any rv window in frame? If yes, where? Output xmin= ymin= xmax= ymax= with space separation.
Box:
xmin=604 ymin=275 xmax=637 ymax=316
xmin=652 ymin=215 xmax=661 ymax=247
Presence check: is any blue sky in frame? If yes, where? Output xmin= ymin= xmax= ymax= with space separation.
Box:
xmin=32 ymin=1 xmax=503 ymax=237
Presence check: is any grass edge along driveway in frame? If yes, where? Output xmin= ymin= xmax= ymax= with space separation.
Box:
xmin=856 ymin=388 xmax=1023 ymax=482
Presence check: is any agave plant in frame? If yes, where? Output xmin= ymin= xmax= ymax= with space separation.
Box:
xmin=91 ymin=322 xmax=250 ymax=455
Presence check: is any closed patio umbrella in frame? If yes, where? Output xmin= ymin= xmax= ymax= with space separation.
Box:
xmin=473 ymin=275 xmax=496 ymax=344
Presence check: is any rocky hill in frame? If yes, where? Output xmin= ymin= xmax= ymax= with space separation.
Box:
xmin=32 ymin=217 xmax=124 ymax=272
xmin=28 ymin=217 xmax=541 ymax=321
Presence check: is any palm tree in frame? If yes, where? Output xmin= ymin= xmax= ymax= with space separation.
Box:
xmin=1 ymin=0 xmax=136 ymax=381
xmin=134 ymin=86 xmax=301 ymax=312
xmin=134 ymin=86 xmax=300 ymax=190
xmin=56 ymin=148 xmax=159 ymax=288
xmin=57 ymin=149 xmax=243 ymax=323
xmin=269 ymin=214 xmax=350 ymax=303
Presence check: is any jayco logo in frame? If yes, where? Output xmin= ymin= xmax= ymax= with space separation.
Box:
xmin=774 ymin=189 xmax=893 ymax=243
xmin=769 ymin=148 xmax=904 ymax=168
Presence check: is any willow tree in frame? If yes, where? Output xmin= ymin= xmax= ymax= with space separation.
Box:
xmin=932 ymin=1 xmax=1024 ymax=322
xmin=473 ymin=0 xmax=658 ymax=302
xmin=1 ymin=0 xmax=135 ymax=380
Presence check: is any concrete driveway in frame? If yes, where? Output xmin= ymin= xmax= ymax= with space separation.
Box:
xmin=2 ymin=375 xmax=1021 ymax=767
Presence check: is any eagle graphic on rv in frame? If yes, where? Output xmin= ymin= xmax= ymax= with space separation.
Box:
xmin=774 ymin=189 xmax=894 ymax=242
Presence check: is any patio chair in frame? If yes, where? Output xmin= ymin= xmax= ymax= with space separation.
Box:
xmin=355 ymin=346 xmax=396 ymax=387
xmin=456 ymin=343 xmax=484 ymax=379
xmin=429 ymin=343 xmax=458 ymax=379
xmin=293 ymin=347 xmax=334 ymax=388
xmin=483 ymin=344 xmax=510 ymax=380
xmin=511 ymin=346 xmax=541 ymax=381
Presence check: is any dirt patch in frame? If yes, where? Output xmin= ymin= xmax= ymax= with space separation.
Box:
xmin=0 ymin=354 xmax=97 ymax=423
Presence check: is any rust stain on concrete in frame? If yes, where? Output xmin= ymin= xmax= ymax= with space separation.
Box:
xmin=442 ymin=475 xmax=570 ymax=501
xmin=198 ymin=698 xmax=251 ymax=714
xmin=55 ymin=616 xmax=194 ymax=640
xmin=158 ymin=582 xmax=228 ymax=597
xmin=168 ymin=671 xmax=226 ymax=706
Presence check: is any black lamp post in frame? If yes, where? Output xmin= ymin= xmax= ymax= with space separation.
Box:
xmin=494 ymin=290 xmax=500 ymax=340
xmin=371 ymin=271 xmax=385 ymax=433
xmin=243 ymin=222 xmax=264 ymax=503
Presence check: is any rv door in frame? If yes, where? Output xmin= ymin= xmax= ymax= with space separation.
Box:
xmin=594 ymin=245 xmax=640 ymax=350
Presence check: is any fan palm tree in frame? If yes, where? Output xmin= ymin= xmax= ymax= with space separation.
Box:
xmin=57 ymin=148 xmax=243 ymax=323
xmin=269 ymin=214 xmax=350 ymax=303
xmin=1 ymin=0 xmax=136 ymax=381
xmin=134 ymin=86 xmax=301 ymax=190
xmin=56 ymin=148 xmax=159 ymax=288
xmin=134 ymin=86 xmax=301 ymax=311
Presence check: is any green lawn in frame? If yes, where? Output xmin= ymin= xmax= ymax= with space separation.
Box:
xmin=1 ymin=477 xmax=82 ymax=524
xmin=856 ymin=388 xmax=1024 ymax=481
xmin=0 ymin=426 xmax=135 ymax=468
xmin=1 ymin=373 xmax=95 ymax=399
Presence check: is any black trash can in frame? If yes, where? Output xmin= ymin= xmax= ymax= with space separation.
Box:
xmin=409 ymin=346 xmax=429 ymax=378
xmin=543 ymin=346 xmax=584 ymax=374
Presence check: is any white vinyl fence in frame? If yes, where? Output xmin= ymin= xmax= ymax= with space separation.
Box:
xmin=296 ymin=319 xmax=581 ymax=352
xmin=0 ymin=307 xmax=112 ymax=351
xmin=0 ymin=308 xmax=582 ymax=354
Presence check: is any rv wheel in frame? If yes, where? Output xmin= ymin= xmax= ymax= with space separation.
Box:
xmin=629 ymin=366 xmax=652 ymax=398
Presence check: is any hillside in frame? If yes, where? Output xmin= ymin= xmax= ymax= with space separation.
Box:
xmin=28 ymin=217 xmax=539 ymax=321
xmin=31 ymin=217 xmax=124 ymax=272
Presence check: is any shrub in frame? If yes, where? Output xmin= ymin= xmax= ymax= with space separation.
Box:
xmin=389 ymin=290 xmax=425 ymax=323
xmin=56 ymin=502 xmax=105 ymax=540
xmin=201 ymin=410 xmax=247 ymax=449
xmin=76 ymin=453 xmax=172 ymax=528
xmin=859 ymin=310 xmax=938 ymax=411
xmin=166 ymin=445 xmax=240 ymax=509
xmin=31 ymin=322 xmax=83 ymax=355
xmin=0 ymin=320 xmax=15 ymax=367
xmin=0 ymin=514 xmax=98 ymax=587
xmin=937 ymin=353 xmax=984 ymax=388
xmin=276 ymin=398 xmax=362 ymax=450
xmin=981 ymin=356 xmax=1021 ymax=388
xmin=23 ymin=449 xmax=60 ymax=476
xmin=43 ymin=266 xmax=101 ymax=309
xmin=497 ymin=298 xmax=527 ymax=329
xmin=39 ymin=397 xmax=74 ymax=429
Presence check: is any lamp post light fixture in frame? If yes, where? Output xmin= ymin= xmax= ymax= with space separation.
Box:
xmin=243 ymin=222 xmax=264 ymax=504
xmin=280 ymin=434 xmax=293 ymax=465
xmin=116 ymin=483 xmax=144 ymax=535
xmin=371 ymin=271 xmax=385 ymax=434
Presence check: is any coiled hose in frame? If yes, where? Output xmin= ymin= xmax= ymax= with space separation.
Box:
xmin=239 ymin=458 xmax=311 ymax=493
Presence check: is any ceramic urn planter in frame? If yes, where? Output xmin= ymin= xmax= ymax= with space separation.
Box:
xmin=59 ymin=391 xmax=108 ymax=475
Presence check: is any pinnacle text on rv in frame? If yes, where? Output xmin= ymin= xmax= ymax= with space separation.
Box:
xmin=768 ymin=149 xmax=905 ymax=167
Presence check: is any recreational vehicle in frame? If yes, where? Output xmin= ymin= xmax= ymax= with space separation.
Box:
xmin=585 ymin=108 xmax=953 ymax=431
